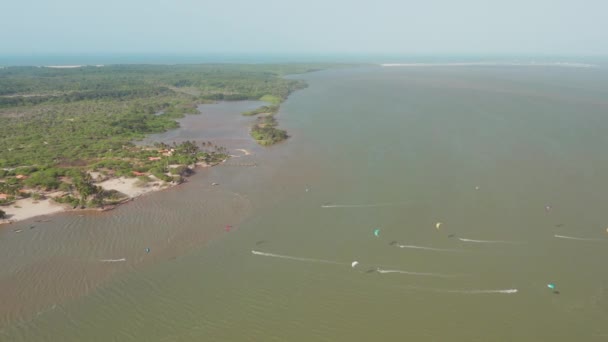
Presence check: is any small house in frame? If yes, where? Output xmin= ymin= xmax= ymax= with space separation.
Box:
xmin=159 ymin=149 xmax=175 ymax=156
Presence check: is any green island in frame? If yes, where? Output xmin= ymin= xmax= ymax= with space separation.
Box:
xmin=0 ymin=63 xmax=345 ymax=217
xmin=240 ymin=85 xmax=289 ymax=144
xmin=242 ymin=101 xmax=287 ymax=145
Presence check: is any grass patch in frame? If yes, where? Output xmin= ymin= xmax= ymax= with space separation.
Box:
xmin=259 ymin=94 xmax=282 ymax=105
xmin=242 ymin=104 xmax=279 ymax=116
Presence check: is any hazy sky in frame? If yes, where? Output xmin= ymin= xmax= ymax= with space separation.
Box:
xmin=1 ymin=0 xmax=607 ymax=56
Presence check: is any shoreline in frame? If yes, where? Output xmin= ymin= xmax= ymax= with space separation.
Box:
xmin=0 ymin=65 xmax=317 ymax=228
xmin=0 ymin=97 xmax=259 ymax=327
xmin=0 ymin=157 xmax=236 ymax=226
xmin=0 ymin=96 xmax=264 ymax=227
xmin=0 ymin=70 xmax=304 ymax=227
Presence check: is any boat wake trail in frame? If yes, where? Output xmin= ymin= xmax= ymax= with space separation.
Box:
xmin=439 ymin=288 xmax=518 ymax=294
xmin=397 ymin=244 xmax=461 ymax=252
xmin=251 ymin=250 xmax=344 ymax=265
xmin=321 ymin=202 xmax=408 ymax=208
xmin=399 ymin=285 xmax=518 ymax=294
xmin=554 ymin=235 xmax=606 ymax=242
xmin=100 ymin=258 xmax=126 ymax=262
xmin=458 ymin=238 xmax=524 ymax=244
xmin=376 ymin=268 xmax=460 ymax=278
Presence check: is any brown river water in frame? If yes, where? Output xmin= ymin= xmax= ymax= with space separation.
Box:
xmin=2 ymin=65 xmax=608 ymax=341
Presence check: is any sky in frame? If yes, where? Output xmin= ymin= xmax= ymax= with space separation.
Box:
xmin=1 ymin=0 xmax=607 ymax=56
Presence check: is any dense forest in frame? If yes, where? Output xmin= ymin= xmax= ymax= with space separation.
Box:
xmin=0 ymin=64 xmax=328 ymax=102
xmin=0 ymin=63 xmax=343 ymax=208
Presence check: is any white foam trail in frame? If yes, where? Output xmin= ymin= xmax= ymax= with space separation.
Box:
xmin=397 ymin=244 xmax=461 ymax=252
xmin=554 ymin=234 xmax=606 ymax=242
xmin=458 ymin=238 xmax=524 ymax=244
xmin=229 ymin=149 xmax=251 ymax=158
xmin=100 ymin=258 xmax=126 ymax=262
xmin=399 ymin=285 xmax=518 ymax=294
xmin=251 ymin=250 xmax=343 ymax=265
xmin=377 ymin=268 xmax=458 ymax=278
xmin=321 ymin=202 xmax=408 ymax=208
xmin=252 ymin=251 xmax=462 ymax=277
xmin=441 ymin=288 xmax=518 ymax=294
xmin=235 ymin=148 xmax=251 ymax=155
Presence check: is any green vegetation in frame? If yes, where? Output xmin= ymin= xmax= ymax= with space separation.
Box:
xmin=0 ymin=209 xmax=5 ymax=219
xmin=250 ymin=126 xmax=288 ymax=146
xmin=250 ymin=115 xmax=288 ymax=145
xmin=0 ymin=64 xmax=337 ymax=105
xmin=241 ymin=91 xmax=290 ymax=146
xmin=243 ymin=100 xmax=288 ymax=145
xmin=0 ymin=140 xmax=227 ymax=209
xmin=0 ymin=63 xmax=345 ymax=209
xmin=233 ymin=63 xmax=331 ymax=144
xmin=242 ymin=104 xmax=279 ymax=116
xmin=0 ymin=96 xmax=198 ymax=167
xmin=0 ymin=64 xmax=344 ymax=165
xmin=259 ymin=94 xmax=282 ymax=105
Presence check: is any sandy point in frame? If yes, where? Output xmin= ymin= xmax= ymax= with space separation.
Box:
xmin=230 ymin=148 xmax=252 ymax=158
xmin=1 ymin=198 xmax=68 ymax=224
xmin=97 ymin=177 xmax=168 ymax=198
xmin=0 ymin=177 xmax=172 ymax=226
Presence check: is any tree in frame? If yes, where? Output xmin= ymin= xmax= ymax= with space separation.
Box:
xmin=0 ymin=209 xmax=6 ymax=219
xmin=176 ymin=140 xmax=199 ymax=155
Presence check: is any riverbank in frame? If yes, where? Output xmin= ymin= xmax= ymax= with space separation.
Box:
xmin=0 ymin=154 xmax=241 ymax=226
xmin=0 ymin=168 xmax=181 ymax=225
xmin=0 ymin=64 xmax=327 ymax=228
xmin=0 ymin=102 xmax=264 ymax=228
xmin=0 ymin=106 xmax=259 ymax=227
xmin=0 ymin=100 xmax=264 ymax=330
xmin=0 ymin=198 xmax=67 ymax=224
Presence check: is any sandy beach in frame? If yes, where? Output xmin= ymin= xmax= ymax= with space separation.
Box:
xmin=0 ymin=99 xmax=256 ymax=227
xmin=229 ymin=148 xmax=252 ymax=158
xmin=0 ymin=177 xmax=172 ymax=226
xmin=0 ymin=198 xmax=68 ymax=224
xmin=0 ymin=155 xmax=235 ymax=226
xmin=97 ymin=177 xmax=169 ymax=198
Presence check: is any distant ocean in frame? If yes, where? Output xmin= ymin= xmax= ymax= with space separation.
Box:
xmin=0 ymin=54 xmax=606 ymax=67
